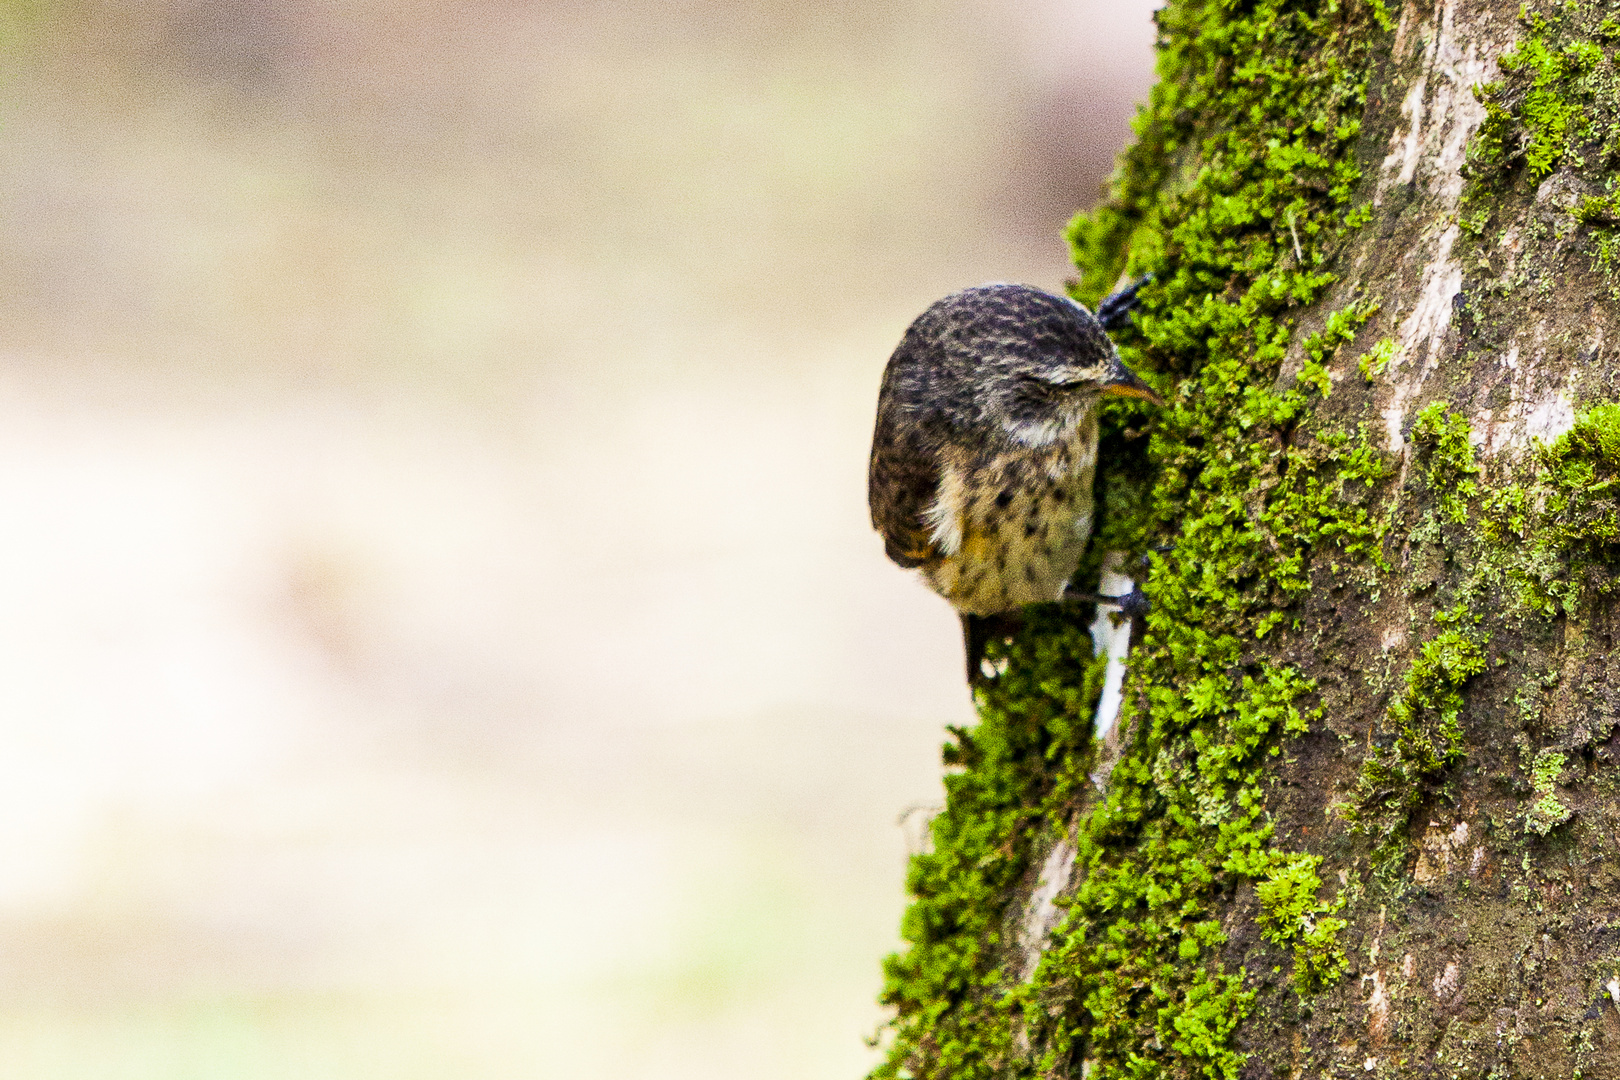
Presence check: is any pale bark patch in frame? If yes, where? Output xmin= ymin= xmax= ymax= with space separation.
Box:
xmin=1375 ymin=0 xmax=1497 ymax=209
xmin=1476 ymin=336 xmax=1582 ymax=457
xmin=1414 ymin=819 xmax=1472 ymax=882
xmin=1364 ymin=968 xmax=1391 ymax=1046
xmin=1374 ymin=0 xmax=1507 ymax=454
xmin=1522 ymin=392 xmax=1577 ymax=445
xmin=1016 ymin=836 xmax=1077 ymax=980
xmin=1433 ymin=959 xmax=1461 ymax=1001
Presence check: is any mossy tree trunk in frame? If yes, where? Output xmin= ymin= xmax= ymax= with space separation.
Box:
xmin=873 ymin=2 xmax=1620 ymax=1078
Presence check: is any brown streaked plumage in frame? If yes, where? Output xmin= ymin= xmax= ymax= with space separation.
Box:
xmin=867 ymin=281 xmax=1159 ymax=684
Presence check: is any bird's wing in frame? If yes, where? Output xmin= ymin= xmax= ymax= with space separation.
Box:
xmin=868 ymin=415 xmax=945 ymax=569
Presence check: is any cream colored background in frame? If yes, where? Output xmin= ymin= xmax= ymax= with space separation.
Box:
xmin=0 ymin=2 xmax=1156 ymax=1076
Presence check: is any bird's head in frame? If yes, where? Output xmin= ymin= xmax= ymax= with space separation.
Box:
xmin=939 ymin=285 xmax=1161 ymax=445
xmin=884 ymin=283 xmax=1163 ymax=447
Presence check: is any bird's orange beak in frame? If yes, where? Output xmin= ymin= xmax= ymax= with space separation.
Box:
xmin=1101 ymin=358 xmax=1164 ymax=405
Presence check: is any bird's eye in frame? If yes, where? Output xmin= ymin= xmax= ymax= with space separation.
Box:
xmin=1029 ymin=368 xmax=1083 ymax=387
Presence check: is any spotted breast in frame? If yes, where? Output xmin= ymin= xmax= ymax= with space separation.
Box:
xmin=918 ymin=406 xmax=1099 ymax=617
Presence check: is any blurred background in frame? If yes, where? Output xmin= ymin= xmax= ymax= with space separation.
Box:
xmin=0 ymin=2 xmax=1157 ymax=1076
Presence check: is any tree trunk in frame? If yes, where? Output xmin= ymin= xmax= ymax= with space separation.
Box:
xmin=872 ymin=1 xmax=1620 ymax=1077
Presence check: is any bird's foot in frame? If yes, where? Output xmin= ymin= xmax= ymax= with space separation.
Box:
xmin=1106 ymin=585 xmax=1151 ymax=618
xmin=1096 ymin=273 xmax=1154 ymax=332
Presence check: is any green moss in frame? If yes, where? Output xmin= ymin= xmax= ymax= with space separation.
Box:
xmin=1525 ymin=748 xmax=1572 ymax=835
xmin=1538 ymin=402 xmax=1620 ymax=556
xmin=1335 ymin=395 xmax=1620 ymax=875
xmin=1246 ymin=851 xmax=1349 ymax=995
xmin=1482 ymin=403 xmax=1620 ymax=615
xmin=1411 ymin=402 xmax=1481 ymax=525
xmin=1346 ymin=602 xmax=1488 ymax=867
xmin=1387 ymin=604 xmax=1487 ymax=774
xmin=1574 ymin=193 xmax=1620 ymax=282
xmin=1463 ymin=5 xmax=1620 ymax=293
xmin=1331 ymin=395 xmax=1620 ymax=875
xmin=1513 ymin=665 xmax=1561 ymax=729
xmin=1297 ymin=300 xmax=1377 ymax=398
xmin=1502 ymin=28 xmax=1599 ymax=179
xmin=1467 ymin=8 xmax=1609 ymax=184
xmin=873 ymin=613 xmax=1109 ymax=1079
xmin=1293 ymin=914 xmax=1350 ymax=994
xmin=1574 ymin=193 xmax=1620 ymax=225
xmin=1357 ymin=336 xmax=1397 ymax=381
xmin=1318 ymin=405 xmax=1489 ymax=865
xmin=874 ymin=0 xmax=1393 ymax=1076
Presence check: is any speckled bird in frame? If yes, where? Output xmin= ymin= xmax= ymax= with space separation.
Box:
xmin=867 ymin=280 xmax=1160 ymax=683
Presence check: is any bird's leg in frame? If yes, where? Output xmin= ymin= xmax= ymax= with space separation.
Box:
xmin=961 ymin=612 xmax=1023 ymax=686
xmin=1059 ymin=584 xmax=1152 ymax=618
xmin=1095 ymin=273 xmax=1154 ymax=332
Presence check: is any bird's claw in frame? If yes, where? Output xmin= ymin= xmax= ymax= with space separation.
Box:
xmin=1107 ymin=585 xmax=1151 ymax=618
xmin=1060 ymin=585 xmax=1151 ymax=618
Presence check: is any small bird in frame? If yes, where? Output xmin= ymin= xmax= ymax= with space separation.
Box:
xmin=867 ymin=280 xmax=1160 ymax=684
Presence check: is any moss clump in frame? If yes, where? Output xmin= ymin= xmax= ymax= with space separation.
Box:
xmin=1525 ymin=748 xmax=1572 ymax=835
xmin=1292 ymin=913 xmax=1351 ymax=994
xmin=1484 ymin=26 xmax=1602 ymax=180
xmin=1483 ymin=403 xmax=1620 ymax=615
xmin=873 ymin=0 xmax=1394 ymax=1076
xmin=872 ymin=612 xmax=1107 ymax=1079
xmin=1247 ymin=851 xmax=1349 ymax=995
xmin=1574 ymin=192 xmax=1620 ymax=282
xmin=1463 ymin=5 xmax=1620 ymax=293
xmin=1357 ymin=336 xmax=1397 ymax=382
xmin=1346 ymin=603 xmax=1488 ymax=864
xmin=1574 ymin=193 xmax=1620 ymax=225
xmin=1027 ymin=666 xmax=1319 ymax=1078
xmin=1385 ymin=603 xmax=1487 ymax=774
xmin=1466 ymin=7 xmax=1617 ymax=186
xmin=1411 ymin=402 xmax=1481 ymax=524
xmin=1535 ymin=402 xmax=1620 ymax=569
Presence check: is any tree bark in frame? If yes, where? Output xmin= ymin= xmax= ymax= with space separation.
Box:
xmin=872 ymin=1 xmax=1620 ymax=1078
